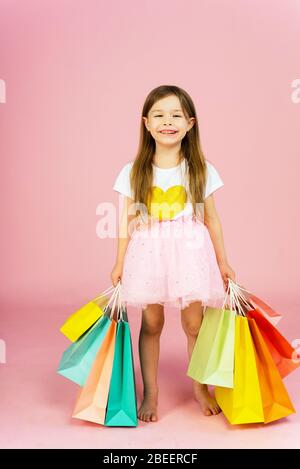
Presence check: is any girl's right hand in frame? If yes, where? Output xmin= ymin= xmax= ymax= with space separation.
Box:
xmin=111 ymin=261 xmax=124 ymax=287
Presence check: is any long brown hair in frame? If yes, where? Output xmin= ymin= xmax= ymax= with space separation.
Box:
xmin=130 ymin=85 xmax=208 ymax=219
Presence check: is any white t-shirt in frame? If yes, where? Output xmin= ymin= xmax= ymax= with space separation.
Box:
xmin=113 ymin=158 xmax=224 ymax=221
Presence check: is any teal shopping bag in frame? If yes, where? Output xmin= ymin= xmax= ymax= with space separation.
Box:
xmin=57 ymin=311 xmax=111 ymax=386
xmin=104 ymin=308 xmax=138 ymax=427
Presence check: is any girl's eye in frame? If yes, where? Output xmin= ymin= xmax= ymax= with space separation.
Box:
xmin=154 ymin=114 xmax=182 ymax=118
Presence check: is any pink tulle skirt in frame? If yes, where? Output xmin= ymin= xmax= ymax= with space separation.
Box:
xmin=119 ymin=214 xmax=226 ymax=310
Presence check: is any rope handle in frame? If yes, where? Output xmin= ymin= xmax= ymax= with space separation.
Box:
xmin=93 ymin=284 xmax=116 ymax=302
xmin=103 ymin=281 xmax=121 ymax=318
xmin=110 ymin=283 xmax=120 ymax=320
xmin=221 ymin=278 xmax=249 ymax=316
xmin=221 ymin=280 xmax=234 ymax=311
xmin=102 ymin=280 xmax=127 ymax=322
xmin=116 ymin=280 xmax=122 ymax=323
xmin=228 ymin=279 xmax=253 ymax=312
xmin=229 ymin=280 xmax=247 ymax=316
xmin=227 ymin=279 xmax=254 ymax=316
xmin=116 ymin=281 xmax=127 ymax=323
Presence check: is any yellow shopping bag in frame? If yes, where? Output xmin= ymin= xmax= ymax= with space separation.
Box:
xmin=60 ymin=285 xmax=115 ymax=342
xmin=215 ymin=315 xmax=264 ymax=424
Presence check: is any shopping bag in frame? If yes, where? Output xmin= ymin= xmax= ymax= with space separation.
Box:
xmin=215 ymin=315 xmax=265 ymax=424
xmin=248 ymin=318 xmax=295 ymax=423
xmin=60 ymin=285 xmax=115 ymax=342
xmin=234 ymin=283 xmax=282 ymax=326
xmin=72 ymin=317 xmax=117 ymax=424
xmin=187 ymin=306 xmax=235 ymax=388
xmin=247 ymin=308 xmax=300 ymax=378
xmin=104 ymin=307 xmax=138 ymax=427
xmin=57 ymin=283 xmax=120 ymax=386
xmin=57 ymin=313 xmax=112 ymax=386
xmin=187 ymin=280 xmax=237 ymax=388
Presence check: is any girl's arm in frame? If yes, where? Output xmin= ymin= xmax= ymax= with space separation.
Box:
xmin=111 ymin=195 xmax=136 ymax=286
xmin=203 ymin=194 xmax=236 ymax=288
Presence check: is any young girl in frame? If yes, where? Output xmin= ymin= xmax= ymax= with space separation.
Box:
xmin=111 ymin=85 xmax=236 ymax=423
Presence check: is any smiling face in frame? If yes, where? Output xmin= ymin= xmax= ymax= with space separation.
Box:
xmin=143 ymin=95 xmax=195 ymax=146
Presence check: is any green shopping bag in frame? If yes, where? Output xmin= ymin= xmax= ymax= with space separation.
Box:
xmin=187 ymin=306 xmax=236 ymax=388
xmin=104 ymin=307 xmax=138 ymax=427
xmin=187 ymin=283 xmax=237 ymax=388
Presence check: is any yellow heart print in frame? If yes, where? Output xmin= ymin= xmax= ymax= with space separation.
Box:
xmin=147 ymin=185 xmax=187 ymax=221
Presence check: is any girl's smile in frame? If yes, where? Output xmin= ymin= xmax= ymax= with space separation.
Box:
xmin=158 ymin=129 xmax=178 ymax=135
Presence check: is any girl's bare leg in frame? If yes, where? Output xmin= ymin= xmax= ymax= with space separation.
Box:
xmin=138 ymin=303 xmax=164 ymax=422
xmin=181 ymin=301 xmax=221 ymax=416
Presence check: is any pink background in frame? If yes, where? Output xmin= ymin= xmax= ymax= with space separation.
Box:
xmin=1 ymin=0 xmax=300 ymax=448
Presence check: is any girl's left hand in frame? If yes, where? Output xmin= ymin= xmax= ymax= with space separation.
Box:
xmin=218 ymin=261 xmax=236 ymax=290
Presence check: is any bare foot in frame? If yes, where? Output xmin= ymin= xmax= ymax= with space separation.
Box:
xmin=138 ymin=390 xmax=158 ymax=422
xmin=193 ymin=382 xmax=222 ymax=416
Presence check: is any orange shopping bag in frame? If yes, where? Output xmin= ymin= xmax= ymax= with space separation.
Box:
xmin=247 ymin=308 xmax=300 ymax=379
xmin=248 ymin=318 xmax=295 ymax=423
xmin=236 ymin=283 xmax=282 ymax=326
